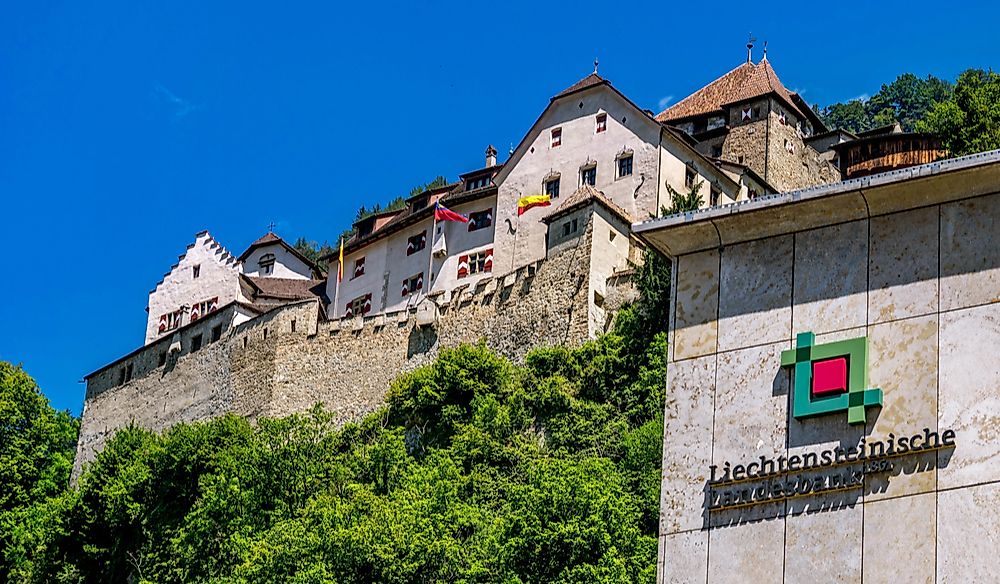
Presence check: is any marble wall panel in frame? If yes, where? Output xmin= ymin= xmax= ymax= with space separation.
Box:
xmin=938 ymin=481 xmax=1000 ymax=583
xmin=940 ymin=193 xmax=1000 ymax=311
xmin=718 ymin=236 xmax=793 ymax=352
xmin=661 ymin=355 xmax=717 ymax=534
xmin=784 ymin=504 xmax=862 ymax=583
xmin=937 ymin=302 xmax=1000 ymax=490
xmin=792 ymin=220 xmax=868 ymax=335
xmin=673 ymin=250 xmax=720 ymax=361
xmin=862 ymin=492 xmax=936 ymax=584
xmin=660 ymin=530 xmax=708 ymax=584
xmin=706 ymin=518 xmax=785 ymax=584
xmin=868 ymin=207 xmax=939 ymax=323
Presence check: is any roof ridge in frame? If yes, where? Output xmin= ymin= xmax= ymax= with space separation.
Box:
xmin=655 ymin=62 xmax=753 ymax=120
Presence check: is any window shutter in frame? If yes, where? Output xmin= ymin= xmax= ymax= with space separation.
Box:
xmin=484 ymin=249 xmax=493 ymax=273
xmin=458 ymin=255 xmax=469 ymax=278
xmin=363 ymin=293 xmax=372 ymax=315
xmin=416 ymin=273 xmax=424 ymax=290
xmin=401 ymin=279 xmax=409 ymax=296
xmin=345 ymin=302 xmax=353 ymax=317
xmin=159 ymin=314 xmax=167 ymax=333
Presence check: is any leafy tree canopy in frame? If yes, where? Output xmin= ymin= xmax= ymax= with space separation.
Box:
xmin=916 ymin=69 xmax=1000 ymax=156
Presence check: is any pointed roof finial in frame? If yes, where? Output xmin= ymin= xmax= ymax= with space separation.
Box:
xmin=746 ymin=33 xmax=757 ymax=64
xmin=267 ymin=221 xmax=275 ymax=233
xmin=762 ymin=41 xmax=768 ymax=60
xmin=594 ymin=58 xmax=599 ymax=75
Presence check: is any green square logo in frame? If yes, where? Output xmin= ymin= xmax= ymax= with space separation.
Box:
xmin=780 ymin=332 xmax=883 ymax=425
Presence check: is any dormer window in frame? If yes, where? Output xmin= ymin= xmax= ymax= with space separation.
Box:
xmin=259 ymin=253 xmax=275 ymax=275
xmin=551 ymin=128 xmax=562 ymax=148
xmin=596 ymin=113 xmax=607 ymax=133
xmin=466 ymin=176 xmax=490 ymax=191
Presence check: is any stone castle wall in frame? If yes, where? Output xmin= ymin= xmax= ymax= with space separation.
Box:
xmin=74 ymin=219 xmax=608 ymax=477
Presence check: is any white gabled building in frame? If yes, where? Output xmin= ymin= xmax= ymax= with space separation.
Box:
xmin=144 ymin=231 xmax=326 ymax=346
xmin=491 ymin=71 xmax=763 ymax=274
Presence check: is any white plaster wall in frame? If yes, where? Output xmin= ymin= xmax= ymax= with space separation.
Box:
xmin=428 ymin=195 xmax=498 ymax=293
xmin=495 ymin=87 xmax=661 ymax=273
xmin=241 ymin=244 xmax=313 ymax=280
xmin=384 ymin=217 xmax=436 ymax=313
xmin=329 ymin=238 xmax=389 ymax=317
xmin=587 ymin=207 xmax=632 ymax=336
xmin=145 ymin=232 xmax=240 ymax=345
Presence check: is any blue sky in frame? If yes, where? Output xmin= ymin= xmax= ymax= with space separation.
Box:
xmin=1 ymin=0 xmax=997 ymax=413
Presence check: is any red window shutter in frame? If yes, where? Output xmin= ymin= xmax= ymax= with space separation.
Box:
xmin=458 ymin=255 xmax=469 ymax=278
xmin=484 ymin=248 xmax=493 ymax=273
xmin=363 ymin=293 xmax=372 ymax=315
xmin=401 ymin=279 xmax=409 ymax=296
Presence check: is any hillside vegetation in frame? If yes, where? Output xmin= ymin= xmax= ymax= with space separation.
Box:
xmin=0 ymin=183 xmax=681 ymax=582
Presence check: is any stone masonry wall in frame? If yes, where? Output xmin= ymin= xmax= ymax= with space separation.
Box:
xmin=75 ymin=225 xmax=598 ymax=476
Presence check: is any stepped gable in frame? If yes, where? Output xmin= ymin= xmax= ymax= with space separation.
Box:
xmin=149 ymin=230 xmax=238 ymax=294
xmin=541 ymin=184 xmax=634 ymax=225
xmin=655 ymin=58 xmax=817 ymax=126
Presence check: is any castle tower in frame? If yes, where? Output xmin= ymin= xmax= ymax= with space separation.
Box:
xmin=655 ymin=55 xmax=838 ymax=192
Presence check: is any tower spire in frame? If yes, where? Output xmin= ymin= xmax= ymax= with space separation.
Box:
xmin=594 ymin=58 xmax=599 ymax=75
xmin=746 ymin=33 xmax=756 ymax=64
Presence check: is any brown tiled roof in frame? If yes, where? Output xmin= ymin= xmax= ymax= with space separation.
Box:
xmin=656 ymin=58 xmax=816 ymax=126
xmin=541 ymin=184 xmax=634 ymax=225
xmin=242 ymin=275 xmax=326 ymax=301
xmin=552 ymin=72 xmax=607 ymax=100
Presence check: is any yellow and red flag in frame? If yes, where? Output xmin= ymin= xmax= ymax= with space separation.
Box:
xmin=337 ymin=237 xmax=344 ymax=282
xmin=517 ymin=194 xmax=551 ymax=216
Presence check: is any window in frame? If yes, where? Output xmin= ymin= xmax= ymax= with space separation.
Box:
xmin=617 ymin=155 xmax=633 ymax=178
xmin=711 ymin=144 xmax=723 ymax=158
xmin=459 ymin=249 xmax=494 ymax=277
xmin=406 ymin=231 xmax=427 ymax=255
xmin=190 ymin=297 xmax=219 ymax=322
xmin=784 ymin=139 xmax=795 ymax=154
xmin=749 ymin=188 xmax=759 ymax=199
xmin=290 ymin=319 xmax=296 ymax=333
xmin=353 ymin=257 xmax=366 ymax=279
xmin=710 ymin=185 xmax=721 ymax=206
xmin=192 ymin=264 xmax=201 ymax=279
xmin=468 ymin=209 xmax=493 ymax=231
xmin=211 ymin=325 xmax=222 ymax=342
xmin=347 ymin=294 xmax=371 ymax=317
xmin=401 ymin=273 xmax=424 ymax=297
xmin=581 ymin=165 xmax=596 ymax=186
xmin=596 ymin=113 xmax=607 ymax=133
xmin=119 ymin=363 xmax=133 ymax=385
xmin=159 ymin=309 xmax=183 ymax=334
xmin=191 ymin=334 xmax=203 ymax=352
xmin=551 ymin=128 xmax=562 ymax=148
xmin=684 ymin=166 xmax=696 ymax=188
xmin=263 ymin=328 xmax=268 ymax=340
xmin=259 ymin=253 xmax=275 ymax=275
xmin=561 ymin=218 xmax=579 ymax=237
xmin=544 ymin=177 xmax=561 ymax=198
xmin=466 ymin=176 xmax=490 ymax=190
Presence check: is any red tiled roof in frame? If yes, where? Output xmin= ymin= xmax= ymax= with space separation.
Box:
xmin=656 ymin=58 xmax=813 ymax=125
xmin=552 ymin=72 xmax=607 ymax=100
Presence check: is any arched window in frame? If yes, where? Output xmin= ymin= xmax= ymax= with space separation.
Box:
xmin=259 ymin=253 xmax=275 ymax=275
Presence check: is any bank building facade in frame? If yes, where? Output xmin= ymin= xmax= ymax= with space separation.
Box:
xmin=636 ymin=150 xmax=1000 ymax=583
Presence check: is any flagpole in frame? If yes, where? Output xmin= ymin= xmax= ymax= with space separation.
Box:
xmin=427 ymin=206 xmax=438 ymax=298
xmin=334 ymin=235 xmax=343 ymax=318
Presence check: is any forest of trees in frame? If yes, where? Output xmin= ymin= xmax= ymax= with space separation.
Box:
xmin=817 ymin=69 xmax=1000 ymax=156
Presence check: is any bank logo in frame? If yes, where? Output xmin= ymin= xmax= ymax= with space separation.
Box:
xmin=780 ymin=332 xmax=882 ymax=425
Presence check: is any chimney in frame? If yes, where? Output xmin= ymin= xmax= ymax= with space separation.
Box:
xmin=485 ymin=144 xmax=497 ymax=168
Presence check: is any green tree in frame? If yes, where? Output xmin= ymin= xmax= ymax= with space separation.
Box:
xmin=818 ymin=73 xmax=954 ymax=133
xmin=292 ymin=237 xmax=336 ymax=274
xmin=917 ymin=68 xmax=1000 ymax=156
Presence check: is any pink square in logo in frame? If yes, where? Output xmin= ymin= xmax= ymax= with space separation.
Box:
xmin=812 ymin=357 xmax=847 ymax=397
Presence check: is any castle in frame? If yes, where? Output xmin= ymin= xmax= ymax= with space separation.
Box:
xmin=75 ymin=52 xmax=884 ymax=474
